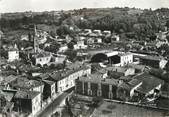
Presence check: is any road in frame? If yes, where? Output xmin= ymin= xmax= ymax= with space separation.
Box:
xmin=37 ymin=92 xmax=69 ymax=117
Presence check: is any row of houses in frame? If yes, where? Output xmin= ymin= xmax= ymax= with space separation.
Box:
xmin=53 ymin=29 xmax=119 ymax=53
xmin=0 ymin=62 xmax=91 ymax=116
xmin=79 ymin=29 xmax=120 ymax=45
xmin=5 ymin=27 xmax=120 ymax=63
xmin=31 ymin=52 xmax=66 ymax=67
xmin=79 ymin=29 xmax=119 ymax=39
xmin=5 ymin=44 xmax=67 ymax=67
xmin=37 ymin=62 xmax=91 ymax=96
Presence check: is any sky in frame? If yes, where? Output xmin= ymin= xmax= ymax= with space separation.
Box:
xmin=0 ymin=0 xmax=169 ymax=13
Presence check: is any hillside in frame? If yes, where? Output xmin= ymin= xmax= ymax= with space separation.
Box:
xmin=1 ymin=7 xmax=169 ymax=41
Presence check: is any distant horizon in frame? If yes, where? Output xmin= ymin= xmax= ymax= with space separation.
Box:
xmin=1 ymin=6 xmax=169 ymax=14
xmin=0 ymin=0 xmax=169 ymax=13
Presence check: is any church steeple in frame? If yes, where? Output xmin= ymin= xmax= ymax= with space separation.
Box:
xmin=33 ymin=25 xmax=39 ymax=53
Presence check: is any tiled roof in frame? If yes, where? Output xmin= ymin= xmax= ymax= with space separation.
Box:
xmin=128 ymin=79 xmax=142 ymax=87
xmin=8 ymin=48 xmax=18 ymax=51
xmin=128 ymin=64 xmax=146 ymax=70
xmin=14 ymin=90 xmax=40 ymax=99
xmin=119 ymin=76 xmax=133 ymax=82
xmin=11 ymin=76 xmax=44 ymax=90
xmin=43 ymin=80 xmax=55 ymax=85
xmin=106 ymin=66 xmax=132 ymax=73
xmin=1 ymin=75 xmax=18 ymax=84
xmin=49 ymin=64 xmax=90 ymax=81
xmin=97 ymin=69 xmax=107 ymax=74
xmin=38 ymin=73 xmax=50 ymax=80
xmin=108 ymin=71 xmax=124 ymax=79
xmin=117 ymin=52 xmax=132 ymax=57
xmin=78 ymin=73 xmax=118 ymax=86
xmin=134 ymin=73 xmax=164 ymax=94
xmin=139 ymin=55 xmax=164 ymax=61
xmin=33 ymin=51 xmax=51 ymax=58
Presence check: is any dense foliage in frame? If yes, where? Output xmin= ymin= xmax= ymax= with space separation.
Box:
xmin=1 ymin=8 xmax=169 ymax=41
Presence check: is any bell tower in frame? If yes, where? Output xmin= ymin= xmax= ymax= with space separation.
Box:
xmin=33 ymin=25 xmax=39 ymax=53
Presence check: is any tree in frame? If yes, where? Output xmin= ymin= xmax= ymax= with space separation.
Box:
xmin=0 ymin=48 xmax=8 ymax=58
xmin=67 ymin=42 xmax=74 ymax=49
xmin=16 ymin=40 xmax=33 ymax=50
xmin=149 ymin=33 xmax=157 ymax=42
xmin=64 ymin=49 xmax=77 ymax=62
xmin=57 ymin=25 xmax=75 ymax=36
xmin=44 ymin=42 xmax=60 ymax=53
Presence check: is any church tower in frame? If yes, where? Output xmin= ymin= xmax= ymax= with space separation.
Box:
xmin=33 ymin=25 xmax=39 ymax=53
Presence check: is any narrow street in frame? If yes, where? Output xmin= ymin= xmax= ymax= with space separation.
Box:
xmin=37 ymin=92 xmax=69 ymax=117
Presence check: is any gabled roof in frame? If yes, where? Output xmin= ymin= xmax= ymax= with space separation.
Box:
xmin=134 ymin=73 xmax=164 ymax=94
xmin=49 ymin=64 xmax=90 ymax=81
xmin=11 ymin=76 xmax=44 ymax=90
xmin=139 ymin=55 xmax=164 ymax=61
xmin=117 ymin=52 xmax=132 ymax=57
xmin=38 ymin=73 xmax=50 ymax=80
xmin=128 ymin=79 xmax=142 ymax=87
xmin=8 ymin=48 xmax=18 ymax=51
xmin=1 ymin=75 xmax=18 ymax=85
xmin=33 ymin=51 xmax=51 ymax=58
xmin=14 ymin=90 xmax=40 ymax=99
xmin=128 ymin=64 xmax=146 ymax=71
xmin=43 ymin=80 xmax=55 ymax=85
xmin=78 ymin=73 xmax=118 ymax=86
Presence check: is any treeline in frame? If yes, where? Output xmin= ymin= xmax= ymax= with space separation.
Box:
xmin=1 ymin=8 xmax=169 ymax=41
xmin=0 ymin=12 xmax=70 ymax=31
xmin=74 ymin=8 xmax=169 ymax=41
